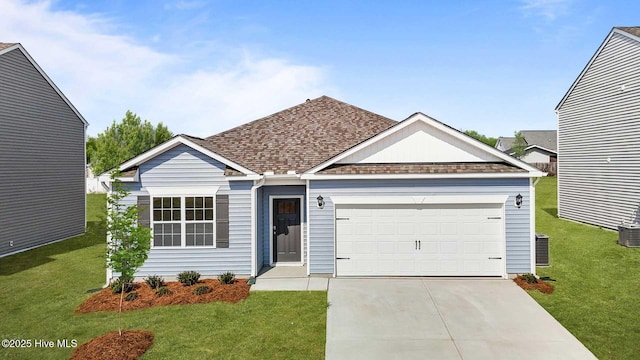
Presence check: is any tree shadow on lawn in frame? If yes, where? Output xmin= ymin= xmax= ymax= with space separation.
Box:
xmin=0 ymin=217 xmax=106 ymax=276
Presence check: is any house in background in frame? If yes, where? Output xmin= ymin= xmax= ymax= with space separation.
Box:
xmin=107 ymin=96 xmax=544 ymax=282
xmin=0 ymin=43 xmax=88 ymax=257
xmin=495 ymin=130 xmax=557 ymax=165
xmin=556 ymin=27 xmax=640 ymax=230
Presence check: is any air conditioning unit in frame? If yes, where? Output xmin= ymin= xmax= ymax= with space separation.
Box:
xmin=535 ymin=233 xmax=549 ymax=266
xmin=618 ymin=224 xmax=640 ymax=247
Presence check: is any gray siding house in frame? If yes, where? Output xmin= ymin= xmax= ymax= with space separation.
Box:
xmin=108 ymin=96 xmax=544 ymax=281
xmin=0 ymin=43 xmax=88 ymax=256
xmin=556 ymin=27 xmax=640 ymax=229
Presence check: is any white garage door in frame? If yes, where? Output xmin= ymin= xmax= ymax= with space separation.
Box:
xmin=336 ymin=204 xmax=504 ymax=276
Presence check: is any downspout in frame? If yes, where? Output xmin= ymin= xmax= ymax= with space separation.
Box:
xmin=306 ymin=179 xmax=311 ymax=276
xmin=529 ymin=176 xmax=543 ymax=276
xmin=250 ymin=176 xmax=265 ymax=277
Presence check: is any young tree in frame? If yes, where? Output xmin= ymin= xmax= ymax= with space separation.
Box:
xmin=511 ymin=131 xmax=528 ymax=159
xmin=88 ymin=111 xmax=173 ymax=174
xmin=106 ymin=173 xmax=152 ymax=333
xmin=107 ymin=177 xmax=151 ymax=284
xmin=463 ymin=130 xmax=498 ymax=147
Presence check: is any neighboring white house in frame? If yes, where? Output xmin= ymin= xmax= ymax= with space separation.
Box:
xmin=556 ymin=26 xmax=640 ymax=230
xmin=495 ymin=130 xmax=557 ymax=165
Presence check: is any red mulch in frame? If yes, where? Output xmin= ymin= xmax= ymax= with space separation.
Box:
xmin=70 ymin=330 xmax=154 ymax=360
xmin=513 ymin=275 xmax=555 ymax=294
xmin=76 ymin=279 xmax=250 ymax=313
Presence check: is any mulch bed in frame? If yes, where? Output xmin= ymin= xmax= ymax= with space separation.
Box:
xmin=513 ymin=275 xmax=555 ymax=294
xmin=70 ymin=330 xmax=154 ymax=360
xmin=76 ymin=278 xmax=250 ymax=313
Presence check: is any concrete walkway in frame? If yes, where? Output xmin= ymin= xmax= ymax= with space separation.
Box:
xmin=250 ymin=265 xmax=329 ymax=291
xmin=326 ymin=278 xmax=596 ymax=360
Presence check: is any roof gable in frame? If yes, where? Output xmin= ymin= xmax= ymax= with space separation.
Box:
xmin=0 ymin=43 xmax=88 ymax=127
xmin=556 ymin=27 xmax=640 ymax=111
xmin=118 ymin=135 xmax=258 ymax=177
xmin=191 ymin=96 xmax=397 ymax=174
xmin=307 ymin=113 xmax=545 ymax=176
xmin=337 ymin=119 xmax=501 ymax=164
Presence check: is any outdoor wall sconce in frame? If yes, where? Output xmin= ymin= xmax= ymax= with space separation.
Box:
xmin=515 ymin=193 xmax=523 ymax=208
xmin=317 ymin=195 xmax=325 ymax=209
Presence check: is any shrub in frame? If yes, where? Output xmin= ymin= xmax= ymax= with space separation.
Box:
xmin=124 ymin=292 xmax=139 ymax=301
xmin=521 ymin=273 xmax=538 ymax=284
xmin=218 ymin=271 xmax=236 ymax=285
xmin=110 ymin=276 xmax=134 ymax=294
xmin=155 ymin=286 xmax=170 ymax=297
xmin=144 ymin=275 xmax=164 ymax=289
xmin=193 ymin=285 xmax=211 ymax=295
xmin=177 ymin=271 xmax=201 ymax=286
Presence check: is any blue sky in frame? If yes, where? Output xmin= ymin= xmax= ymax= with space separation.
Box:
xmin=2 ymin=0 xmax=638 ymax=137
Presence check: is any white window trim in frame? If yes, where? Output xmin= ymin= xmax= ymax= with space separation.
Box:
xmin=147 ymin=186 xmax=220 ymax=249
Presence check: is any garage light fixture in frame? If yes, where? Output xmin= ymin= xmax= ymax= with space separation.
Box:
xmin=515 ymin=193 xmax=523 ymax=208
xmin=317 ymin=195 xmax=324 ymax=209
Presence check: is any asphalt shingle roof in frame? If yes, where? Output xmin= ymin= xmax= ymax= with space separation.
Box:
xmin=318 ymin=163 xmax=525 ymax=175
xmin=617 ymin=27 xmax=640 ymax=38
xmin=497 ymin=130 xmax=556 ymax=152
xmin=189 ymin=96 xmax=398 ymax=174
xmin=0 ymin=43 xmax=17 ymax=51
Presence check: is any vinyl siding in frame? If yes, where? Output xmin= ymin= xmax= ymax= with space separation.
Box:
xmin=0 ymin=48 xmax=85 ymax=256
xmin=557 ymin=32 xmax=640 ymax=229
xmin=308 ymin=178 xmax=531 ymax=275
xmin=258 ymin=185 xmax=307 ymax=267
xmin=115 ymin=145 xmax=253 ymax=277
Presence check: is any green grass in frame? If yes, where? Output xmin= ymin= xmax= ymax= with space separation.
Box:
xmin=0 ymin=194 xmax=327 ymax=359
xmin=533 ymin=177 xmax=640 ymax=360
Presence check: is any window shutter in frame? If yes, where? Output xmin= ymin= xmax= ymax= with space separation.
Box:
xmin=216 ymin=195 xmax=229 ymax=248
xmin=137 ymin=196 xmax=150 ymax=228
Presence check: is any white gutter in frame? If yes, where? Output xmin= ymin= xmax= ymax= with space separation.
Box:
xmin=250 ymin=176 xmax=266 ymax=277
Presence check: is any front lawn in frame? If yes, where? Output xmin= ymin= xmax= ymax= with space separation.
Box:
xmin=0 ymin=194 xmax=327 ymax=360
xmin=533 ymin=177 xmax=640 ymax=360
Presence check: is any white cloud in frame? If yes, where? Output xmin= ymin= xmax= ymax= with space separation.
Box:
xmin=520 ymin=0 xmax=572 ymax=20
xmin=0 ymin=0 xmax=330 ymax=136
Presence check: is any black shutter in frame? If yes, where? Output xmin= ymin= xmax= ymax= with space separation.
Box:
xmin=137 ymin=196 xmax=150 ymax=228
xmin=216 ymin=195 xmax=229 ymax=248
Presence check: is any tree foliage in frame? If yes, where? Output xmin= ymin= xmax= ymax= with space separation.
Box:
xmin=511 ymin=131 xmax=528 ymax=159
xmin=106 ymin=175 xmax=152 ymax=283
xmin=87 ymin=111 xmax=173 ymax=174
xmin=463 ymin=130 xmax=498 ymax=147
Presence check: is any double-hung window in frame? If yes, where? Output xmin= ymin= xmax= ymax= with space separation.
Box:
xmin=148 ymin=187 xmax=219 ymax=248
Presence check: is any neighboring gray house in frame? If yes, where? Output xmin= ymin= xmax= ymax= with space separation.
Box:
xmin=495 ymin=130 xmax=557 ymax=164
xmin=107 ymin=96 xmax=544 ymax=282
xmin=0 ymin=43 xmax=88 ymax=256
xmin=556 ymin=27 xmax=640 ymax=230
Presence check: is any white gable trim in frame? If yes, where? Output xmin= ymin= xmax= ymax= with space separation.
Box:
xmin=305 ymin=112 xmax=544 ymax=176
xmin=556 ymin=28 xmax=640 ymax=111
xmin=522 ymin=145 xmax=557 ymax=155
xmin=118 ymin=136 xmax=257 ymax=175
xmin=0 ymin=44 xmax=88 ymax=127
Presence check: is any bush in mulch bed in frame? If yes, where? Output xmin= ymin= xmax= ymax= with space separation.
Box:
xmin=513 ymin=274 xmax=555 ymax=294
xmin=71 ymin=330 xmax=153 ymax=360
xmin=76 ymin=278 xmax=250 ymax=313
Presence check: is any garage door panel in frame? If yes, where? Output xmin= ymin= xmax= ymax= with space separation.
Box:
xmin=336 ymin=203 xmax=505 ymax=277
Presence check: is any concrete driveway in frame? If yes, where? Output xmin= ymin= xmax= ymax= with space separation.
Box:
xmin=326 ymin=278 xmax=596 ymax=360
